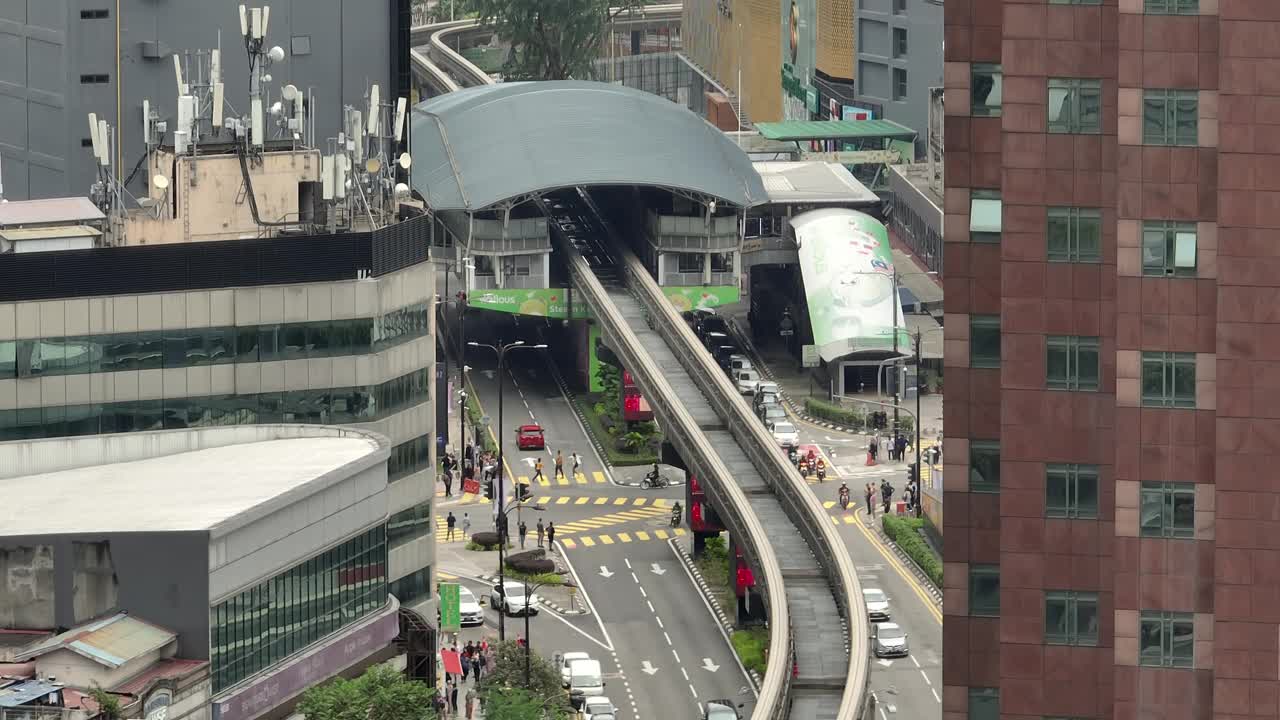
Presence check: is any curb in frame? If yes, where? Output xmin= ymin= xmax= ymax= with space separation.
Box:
xmin=473 ymin=570 xmax=592 ymax=616
xmin=671 ymin=542 xmax=764 ymax=691
xmin=861 ymin=514 xmax=943 ymax=604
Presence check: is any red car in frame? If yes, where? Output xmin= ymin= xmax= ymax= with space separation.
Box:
xmin=516 ymin=424 xmax=545 ymax=450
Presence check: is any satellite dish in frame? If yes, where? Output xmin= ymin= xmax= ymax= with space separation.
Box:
xmin=262 ymin=73 xmax=273 ymax=84
xmin=398 ymin=152 xmax=412 ymax=169
xmin=270 ymin=101 xmax=283 ymax=117
xmin=394 ymin=182 xmax=409 ymax=198
xmin=153 ymin=174 xmax=170 ymax=190
xmin=282 ymin=84 xmax=298 ymax=101
xmin=268 ymin=46 xmax=286 ymax=63
xmin=365 ymin=157 xmax=382 ymax=174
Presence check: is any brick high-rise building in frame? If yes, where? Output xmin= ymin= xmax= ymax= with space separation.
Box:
xmin=941 ymin=1 xmax=1277 ymax=719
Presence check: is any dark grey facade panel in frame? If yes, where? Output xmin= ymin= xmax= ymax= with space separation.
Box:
xmin=0 ymin=0 xmax=400 ymax=201
xmin=853 ymin=0 xmax=943 ymax=144
xmin=0 ymin=532 xmax=210 ymax=658
xmin=410 ymin=81 xmax=768 ymax=211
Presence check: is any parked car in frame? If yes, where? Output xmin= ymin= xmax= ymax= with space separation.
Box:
xmin=727 ymin=354 xmax=753 ymax=374
xmin=703 ymin=331 xmax=732 ymax=352
xmin=582 ymin=696 xmax=618 ymax=720
xmin=703 ymin=699 xmax=744 ymax=720
xmin=755 ymin=380 xmax=779 ymax=397
xmin=753 ymin=391 xmax=780 ymax=413
xmin=759 ymin=404 xmax=787 ymax=425
xmin=556 ymin=651 xmax=592 ymax=688
xmin=697 ymin=313 xmax=728 ymax=338
xmin=872 ymin=622 xmax=909 ymax=658
xmin=516 ymin=424 xmax=545 ymax=450
xmin=863 ymin=587 xmax=891 ymax=622
xmin=490 ymin=580 xmax=540 ymax=616
xmin=567 ymin=658 xmax=606 ymax=706
xmin=735 ymin=369 xmax=762 ymax=395
xmin=712 ymin=344 xmax=738 ymax=370
xmin=768 ymin=420 xmax=800 ymax=448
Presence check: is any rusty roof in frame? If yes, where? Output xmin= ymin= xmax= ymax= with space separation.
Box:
xmin=14 ymin=613 xmax=175 ymax=669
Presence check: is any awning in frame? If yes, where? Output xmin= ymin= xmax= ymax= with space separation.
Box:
xmin=969 ymin=199 xmax=1003 ymax=234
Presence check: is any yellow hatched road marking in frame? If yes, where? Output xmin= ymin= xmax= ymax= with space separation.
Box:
xmin=556 ymin=497 xmax=570 ymax=505
xmin=556 ymin=477 xmax=569 ymax=486
xmin=653 ymin=498 xmax=668 ymax=507
xmin=539 ymin=478 xmax=551 ymax=487
xmin=600 ymin=535 xmax=614 ymax=545
xmin=576 ymin=474 xmax=588 ymax=484
xmin=634 ymin=498 xmax=647 ymax=506
xmin=655 ymin=529 xmax=669 ymax=540
xmin=614 ymin=498 xmax=628 ymax=505
xmin=823 ymin=501 xmax=836 ymax=509
xmin=581 ymin=536 xmax=596 ymax=547
xmin=517 ymin=476 xmax=530 ymax=485
xmin=635 ymin=531 xmax=651 ymax=541
xmin=843 ymin=516 xmax=856 ymax=524
xmin=593 ymin=471 xmax=606 ymax=483
xmin=575 ymin=497 xmax=590 ymax=505
xmin=617 ymin=532 xmax=632 ymax=543
xmin=674 ymin=528 xmax=686 ymax=536
xmin=594 ymin=497 xmax=609 ymax=505
xmin=562 ymin=538 xmax=577 ymax=549
xmin=536 ymin=497 xmax=551 ymax=505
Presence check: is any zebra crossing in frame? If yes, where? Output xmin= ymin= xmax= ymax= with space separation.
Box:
xmin=435 ymin=470 xmax=610 ymax=501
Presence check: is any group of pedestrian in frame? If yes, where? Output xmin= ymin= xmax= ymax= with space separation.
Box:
xmin=440 ymin=442 xmax=501 ymax=498
xmin=444 ymin=511 xmax=472 ymax=543
xmin=436 ymin=641 xmax=490 ymax=719
xmin=888 ymin=433 xmax=909 ymax=462
xmin=863 ymin=479 xmax=897 ymax=516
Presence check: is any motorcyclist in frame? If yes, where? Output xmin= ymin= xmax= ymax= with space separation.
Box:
xmin=838 ymin=482 xmax=850 ymax=508
xmin=806 ymin=448 xmax=818 ymax=466
xmin=671 ymin=501 xmax=682 ymax=526
xmin=798 ymin=455 xmax=809 ymax=476
xmin=646 ymin=462 xmax=660 ymax=482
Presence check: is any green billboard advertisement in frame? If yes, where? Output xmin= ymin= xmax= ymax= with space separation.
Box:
xmin=439 ymin=582 xmax=461 ymax=633
xmin=468 ymin=285 xmax=739 ymax=318
xmin=661 ymin=285 xmax=739 ymax=312
xmin=792 ymin=209 xmax=909 ymax=361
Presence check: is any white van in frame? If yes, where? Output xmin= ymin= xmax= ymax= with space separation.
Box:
xmin=556 ymin=651 xmax=591 ymax=688
xmin=568 ymin=658 xmax=605 ymax=701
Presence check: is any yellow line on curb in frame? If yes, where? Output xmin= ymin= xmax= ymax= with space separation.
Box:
xmin=851 ymin=508 xmax=942 ymax=624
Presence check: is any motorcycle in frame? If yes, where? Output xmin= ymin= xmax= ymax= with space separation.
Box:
xmin=839 ymin=491 xmax=850 ymax=510
xmin=670 ymin=503 xmax=682 ymax=527
xmin=816 ymin=465 xmax=826 ymax=482
xmin=642 ymin=472 xmax=669 ymax=489
xmin=797 ymin=458 xmax=810 ymax=477
xmin=787 ymin=446 xmax=799 ymax=465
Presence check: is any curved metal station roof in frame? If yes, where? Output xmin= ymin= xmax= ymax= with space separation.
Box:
xmin=410 ymin=81 xmax=767 ymax=211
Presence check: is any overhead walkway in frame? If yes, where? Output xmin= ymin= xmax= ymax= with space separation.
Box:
xmin=540 ymin=188 xmax=871 ymax=720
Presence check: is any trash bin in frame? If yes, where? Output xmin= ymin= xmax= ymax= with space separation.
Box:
xmin=896 ymin=501 xmax=908 ymax=516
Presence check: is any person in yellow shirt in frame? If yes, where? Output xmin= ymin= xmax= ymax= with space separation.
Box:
xmin=533 ymin=457 xmax=545 ymax=483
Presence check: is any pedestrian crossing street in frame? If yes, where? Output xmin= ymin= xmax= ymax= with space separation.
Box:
xmin=435 ymin=471 xmax=609 ymax=500
xmin=433 ymin=503 xmax=670 ymax=544
xmin=559 ymin=527 xmax=687 ymax=550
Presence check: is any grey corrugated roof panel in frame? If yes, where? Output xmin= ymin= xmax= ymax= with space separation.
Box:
xmin=0 ymin=197 xmax=105 ymax=227
xmin=410 ymin=81 xmax=767 ymax=211
xmin=0 ymin=680 xmax=61 ymax=708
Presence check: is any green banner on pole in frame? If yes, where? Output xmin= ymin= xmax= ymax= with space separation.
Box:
xmin=439 ymin=582 xmax=461 ymax=633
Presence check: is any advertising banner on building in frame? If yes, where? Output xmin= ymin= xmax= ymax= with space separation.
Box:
xmin=438 ymin=582 xmax=461 ymax=633
xmin=792 ymin=209 xmax=909 ymax=362
xmin=469 ymin=285 xmax=739 ymax=318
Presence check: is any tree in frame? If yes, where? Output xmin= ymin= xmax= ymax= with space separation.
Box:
xmin=468 ymin=0 xmax=645 ymax=80
xmin=87 ymin=685 xmax=122 ymax=720
xmin=298 ymin=664 xmax=437 ymax=720
xmin=479 ymin=641 xmax=570 ymax=718
xmin=597 ymin=362 xmax=622 ymax=417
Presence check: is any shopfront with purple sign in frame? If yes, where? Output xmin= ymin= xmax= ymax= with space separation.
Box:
xmin=212 ymin=605 xmax=400 ymax=720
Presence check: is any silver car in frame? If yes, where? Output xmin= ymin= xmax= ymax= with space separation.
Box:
xmin=863 ymin=588 xmax=891 ymax=622
xmin=872 ymin=622 xmax=909 ymax=658
xmin=735 ymin=369 xmax=762 ymax=395
xmin=759 ymin=404 xmax=787 ymax=425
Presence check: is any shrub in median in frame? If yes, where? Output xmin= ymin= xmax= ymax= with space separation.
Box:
xmin=882 ymin=515 xmax=942 ymax=588
xmin=804 ymin=398 xmax=865 ymax=429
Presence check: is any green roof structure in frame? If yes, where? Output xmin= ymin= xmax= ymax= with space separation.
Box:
xmin=753 ymin=119 xmax=918 ymax=142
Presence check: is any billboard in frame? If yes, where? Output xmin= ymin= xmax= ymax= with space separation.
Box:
xmin=438 ymin=582 xmax=461 ymax=633
xmin=468 ymin=286 xmax=739 ymax=318
xmin=792 ymin=208 xmax=909 ymax=362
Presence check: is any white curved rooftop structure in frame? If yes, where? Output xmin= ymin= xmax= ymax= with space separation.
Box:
xmin=0 ymin=426 xmax=387 ymax=536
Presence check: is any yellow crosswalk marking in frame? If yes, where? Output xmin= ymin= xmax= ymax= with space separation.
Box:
xmin=581 ymin=536 xmax=596 ymax=547
xmin=562 ymin=538 xmax=577 ymax=549
xmin=575 ymin=474 xmax=588 ymax=484
xmin=843 ymin=515 xmax=856 ymax=524
xmin=655 ymin=529 xmax=669 ymax=540
xmin=653 ymin=498 xmax=668 ymax=507
xmin=617 ymin=532 xmax=632 ymax=543
xmin=575 ymin=497 xmax=589 ymax=505
xmin=600 ymin=535 xmax=614 ymax=545
xmin=594 ymin=497 xmax=609 ymax=505
xmin=536 ymin=496 xmax=551 ymax=504
xmin=634 ymin=498 xmax=647 ymax=507
xmin=518 ymin=476 xmax=530 ymax=485
xmin=593 ymin=471 xmax=606 ymax=483
xmin=557 ymin=477 xmax=569 ymax=486
xmin=614 ymin=498 xmax=628 ymax=505
xmin=635 ymin=531 xmax=651 ymax=541
xmin=675 ymin=528 xmax=686 ymax=536
xmin=539 ymin=478 xmax=551 ymax=487
xmin=823 ymin=501 xmax=836 ymax=509
xmin=555 ymin=497 xmax=570 ymax=505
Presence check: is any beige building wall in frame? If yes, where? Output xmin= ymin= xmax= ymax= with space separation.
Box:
xmin=817 ymin=0 xmax=854 ymax=81
xmin=682 ymin=0 xmax=782 ymax=123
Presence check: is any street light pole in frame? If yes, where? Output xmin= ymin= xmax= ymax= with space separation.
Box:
xmin=891 ymin=269 xmax=900 ymax=436
xmin=913 ymin=329 xmax=923 ymax=519
xmin=523 ymin=574 xmax=574 ymax=686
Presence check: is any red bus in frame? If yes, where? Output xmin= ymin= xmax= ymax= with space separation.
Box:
xmin=622 ymin=370 xmax=654 ymax=422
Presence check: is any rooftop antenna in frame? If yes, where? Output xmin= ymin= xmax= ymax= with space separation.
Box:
xmin=239 ymin=4 xmax=285 ymax=154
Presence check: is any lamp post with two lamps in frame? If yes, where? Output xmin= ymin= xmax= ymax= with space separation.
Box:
xmin=438 ymin=256 xmax=474 ymax=451
xmin=466 ymin=339 xmax=546 ymax=640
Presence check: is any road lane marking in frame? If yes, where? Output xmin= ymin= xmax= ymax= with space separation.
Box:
xmin=618 ymin=532 xmax=633 ymax=543
xmin=575 ymin=497 xmax=589 ymax=505
xmin=556 ymin=477 xmax=569 ymax=485
xmin=663 ymin=631 xmax=672 ymax=646
xmin=581 ymin=537 xmax=596 ymax=547
xmin=595 ymin=497 xmax=609 ymax=505
xmin=635 ymin=531 xmax=651 ymax=541
xmin=614 ymin=497 xmax=628 ymax=505
xmin=593 ymin=471 xmax=607 ymax=483
xmin=601 ymin=535 xmax=614 ymax=544
xmin=911 ymin=656 xmax=920 ymax=667
xmin=634 ymin=498 xmax=647 ymax=506
xmin=655 ymin=529 xmax=669 ymax=540
xmin=667 ymin=539 xmax=758 ymax=698
xmin=647 ymin=600 xmax=655 ymax=613
xmin=547 ymin=539 xmax=614 ymax=652
xmin=555 ymin=497 xmax=570 ymax=505
xmin=639 ymin=586 xmax=648 ymax=598
xmin=576 ymin=474 xmax=588 ymax=484
xmin=655 ymin=616 xmax=664 ymax=629
xmin=931 ymin=688 xmax=941 ymax=703
xmin=624 ymin=559 xmax=632 ymax=569
xmin=920 ymin=670 xmax=931 ymax=685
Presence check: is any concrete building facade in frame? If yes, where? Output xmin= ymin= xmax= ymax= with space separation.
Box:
xmin=0 ymin=0 xmax=411 ymax=201
xmin=941 ymin=1 xmax=1263 ymax=719
xmin=854 ymin=0 xmax=943 ymax=152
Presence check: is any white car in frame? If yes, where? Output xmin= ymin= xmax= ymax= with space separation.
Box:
xmin=863 ymin=587 xmax=891 ymax=622
xmin=735 ymin=369 xmax=762 ymax=395
xmin=754 ymin=380 xmax=779 ymax=397
xmin=557 ymin=651 xmax=591 ymax=688
xmin=456 ymin=586 xmax=484 ymax=627
xmin=489 ymin=580 xmax=539 ymax=616
xmin=769 ymin=420 xmax=799 ymax=448
xmin=583 ymin=695 xmax=618 ymax=720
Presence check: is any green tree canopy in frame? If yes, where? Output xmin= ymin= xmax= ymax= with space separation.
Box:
xmin=468 ymin=0 xmax=645 ymax=80
xmin=298 ymin=664 xmax=437 ymax=720
xmin=478 ymin=640 xmax=571 ymax=719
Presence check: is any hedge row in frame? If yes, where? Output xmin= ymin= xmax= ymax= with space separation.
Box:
xmin=803 ymin=397 xmax=915 ymax=433
xmin=881 ymin=515 xmax=941 ymax=588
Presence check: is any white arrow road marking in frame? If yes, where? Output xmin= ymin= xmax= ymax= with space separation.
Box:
xmin=599 ymin=566 xmax=614 ymax=578
xmin=521 ymin=457 xmax=537 ymax=467
xmin=701 ymin=658 xmax=720 ymax=672
xmin=877 ymin=659 xmax=894 ymax=667
xmin=825 ymin=436 xmax=856 ymax=443
xmin=641 ymin=661 xmax=659 ymax=675
xmin=650 ymin=562 xmax=666 ymax=576
xmin=481 ymin=370 xmax=495 ymax=379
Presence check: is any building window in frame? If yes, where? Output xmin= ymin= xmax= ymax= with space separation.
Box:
xmin=473 ymin=255 xmax=496 ymax=277
xmin=1141 ymin=351 xmax=1196 ymax=408
xmin=1139 ymin=611 xmax=1194 ymax=668
xmin=389 ymin=567 xmax=433 ymax=607
xmin=1045 ymin=591 xmax=1100 ymax=645
xmin=1145 ymin=0 xmax=1198 ymax=14
xmin=972 ymin=64 xmax=1003 ymax=117
xmin=1047 ymin=78 xmax=1102 ymax=134
xmin=893 ymin=28 xmax=908 ymax=58
xmin=1142 ymin=221 xmax=1197 ymax=276
xmin=893 ymin=68 xmax=907 ymax=101
xmin=79 ymin=74 xmax=110 ymax=84
xmin=677 ymin=253 xmax=704 ymax=274
xmin=387 ymin=501 xmax=432 ymax=549
xmin=969 ymin=189 xmax=1002 ymax=243
xmin=1047 ymin=207 xmax=1101 ymax=262
xmin=893 ymin=0 xmax=907 ymax=13
xmin=1143 ymin=89 xmax=1198 ymax=146
xmin=1046 ymin=336 xmax=1099 ymax=391
xmin=969 ymin=440 xmax=1000 ymax=494
xmin=969 ymin=688 xmax=999 ymax=720
xmin=1046 ymin=464 xmax=1099 ymax=519
xmin=969 ymin=565 xmax=1000 ymax=617
xmin=502 ymin=256 xmax=532 ymax=277
xmin=709 ymin=252 xmax=733 ymax=273
xmin=969 ymin=315 xmax=1001 ymax=369
xmin=80 ymin=9 xmax=110 ymax=18
xmin=291 ymin=35 xmax=313 ymax=56
xmin=1140 ymin=482 xmax=1196 ymax=538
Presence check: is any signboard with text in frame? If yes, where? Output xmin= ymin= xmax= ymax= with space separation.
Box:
xmin=439 ymin=582 xmax=461 ymax=633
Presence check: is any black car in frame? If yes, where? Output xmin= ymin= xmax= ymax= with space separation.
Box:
xmin=712 ymin=344 xmax=738 ymax=370
xmin=697 ymin=314 xmax=729 ymax=338
xmin=703 ymin=331 xmax=732 ymax=352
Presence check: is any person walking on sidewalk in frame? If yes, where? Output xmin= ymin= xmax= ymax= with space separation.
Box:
xmin=474 ymin=650 xmax=486 ymax=681
xmin=554 ymin=450 xmax=565 ymax=479
xmin=571 ymin=451 xmax=582 ymax=478
xmin=441 ymin=454 xmax=455 ymax=497
xmin=864 ymin=483 xmax=875 ymax=516
xmin=461 ymin=512 xmax=471 ymax=538
xmin=518 ymin=520 xmax=528 ymax=549
xmin=450 ymin=683 xmax=458 ymax=715
xmin=460 ymin=653 xmax=472 ymax=683
xmin=446 ymin=512 xmax=457 ymax=541
xmin=533 ymin=457 xmax=545 ymax=483
xmin=465 ymin=687 xmax=477 ymax=719
xmin=536 ymin=518 xmax=545 ymax=548
xmin=546 ymin=521 xmax=556 ymax=549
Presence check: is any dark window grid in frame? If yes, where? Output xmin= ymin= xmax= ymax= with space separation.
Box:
xmin=1141 ymin=351 xmax=1197 ymax=408
xmin=1045 ymin=590 xmax=1100 ymax=646
xmin=1145 ymin=0 xmax=1198 ymax=14
xmin=79 ymin=74 xmax=110 ymax=84
xmin=970 ymin=440 xmax=1000 ymax=493
xmin=969 ymin=314 xmax=1001 ymax=368
xmin=1140 ymin=481 xmax=1196 ymax=538
xmin=1143 ymin=89 xmax=1198 ymax=146
xmin=1142 ymin=221 xmax=1197 ymax=277
xmin=971 ymin=64 xmax=1002 ymax=118
xmin=80 ymin=9 xmax=110 ymax=18
xmin=1047 ymin=207 xmax=1102 ymax=263
xmin=969 ymin=688 xmax=999 ymax=720
xmin=1045 ymin=464 xmax=1100 ymax=519
xmin=893 ymin=28 xmax=908 ymax=58
xmin=1046 ymin=335 xmax=1100 ymax=391
xmin=893 ymin=68 xmax=908 ymax=101
xmin=1047 ymin=78 xmax=1103 ymax=134
xmin=1139 ymin=611 xmax=1194 ymax=667
xmin=677 ymin=253 xmax=704 ymax=274
xmin=969 ymin=564 xmax=1000 ymax=616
